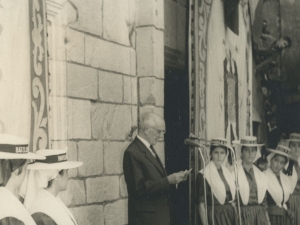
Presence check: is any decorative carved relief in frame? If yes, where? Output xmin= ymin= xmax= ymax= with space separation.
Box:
xmin=197 ymin=0 xmax=210 ymax=139
xmin=30 ymin=0 xmax=50 ymax=152
xmin=189 ymin=1 xmax=213 ymax=224
xmin=241 ymin=0 xmax=252 ymax=135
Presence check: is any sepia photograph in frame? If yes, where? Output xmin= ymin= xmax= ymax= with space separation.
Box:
xmin=0 ymin=0 xmax=300 ymax=224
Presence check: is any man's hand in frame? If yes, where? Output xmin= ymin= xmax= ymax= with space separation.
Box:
xmin=167 ymin=170 xmax=191 ymax=185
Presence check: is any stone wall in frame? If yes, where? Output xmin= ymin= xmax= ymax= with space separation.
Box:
xmin=48 ymin=0 xmax=165 ymax=224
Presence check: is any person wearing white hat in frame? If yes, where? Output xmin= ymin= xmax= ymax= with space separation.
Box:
xmin=0 ymin=134 xmax=45 ymax=225
xmin=284 ymin=133 xmax=300 ymax=225
xmin=264 ymin=145 xmax=294 ymax=225
xmin=233 ymin=136 xmax=270 ymax=225
xmin=22 ymin=149 xmax=82 ymax=225
xmin=197 ymin=138 xmax=237 ymax=225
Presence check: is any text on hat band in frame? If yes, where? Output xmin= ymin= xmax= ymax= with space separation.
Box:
xmin=241 ymin=140 xmax=257 ymax=144
xmin=35 ymin=153 xmax=67 ymax=164
xmin=211 ymin=140 xmax=227 ymax=145
xmin=276 ymin=146 xmax=290 ymax=154
xmin=0 ymin=144 xmax=29 ymax=154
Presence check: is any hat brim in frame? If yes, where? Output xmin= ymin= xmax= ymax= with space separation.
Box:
xmin=288 ymin=139 xmax=300 ymax=143
xmin=232 ymin=140 xmax=264 ymax=147
xmin=27 ymin=161 xmax=83 ymax=170
xmin=266 ymin=148 xmax=295 ymax=160
xmin=0 ymin=152 xmax=46 ymax=160
xmin=211 ymin=143 xmax=232 ymax=149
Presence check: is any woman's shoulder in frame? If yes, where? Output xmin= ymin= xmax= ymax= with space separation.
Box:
xmin=32 ymin=212 xmax=58 ymax=225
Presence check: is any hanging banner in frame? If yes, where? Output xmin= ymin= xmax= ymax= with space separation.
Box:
xmin=0 ymin=0 xmax=31 ymax=140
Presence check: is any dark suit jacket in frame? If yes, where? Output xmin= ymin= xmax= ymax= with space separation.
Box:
xmin=123 ymin=137 xmax=171 ymax=225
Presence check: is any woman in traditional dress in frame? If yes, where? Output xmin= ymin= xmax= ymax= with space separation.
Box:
xmin=285 ymin=133 xmax=300 ymax=225
xmin=264 ymin=144 xmax=294 ymax=225
xmin=23 ymin=149 xmax=82 ymax=225
xmin=197 ymin=138 xmax=237 ymax=225
xmin=0 ymin=134 xmax=45 ymax=225
xmin=234 ymin=136 xmax=270 ymax=225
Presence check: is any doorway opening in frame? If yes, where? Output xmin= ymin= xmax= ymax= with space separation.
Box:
xmin=164 ymin=65 xmax=190 ymax=225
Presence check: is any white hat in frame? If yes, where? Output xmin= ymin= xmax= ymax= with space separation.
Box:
xmin=232 ymin=136 xmax=263 ymax=162
xmin=210 ymin=138 xmax=234 ymax=166
xmin=288 ymin=133 xmax=300 ymax=143
xmin=0 ymin=134 xmax=45 ymax=160
xmin=232 ymin=136 xmax=264 ymax=147
xmin=267 ymin=145 xmax=294 ymax=160
xmin=210 ymin=137 xmax=232 ymax=149
xmin=27 ymin=149 xmax=82 ymax=170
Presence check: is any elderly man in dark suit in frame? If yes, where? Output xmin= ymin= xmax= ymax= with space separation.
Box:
xmin=123 ymin=112 xmax=189 ymax=225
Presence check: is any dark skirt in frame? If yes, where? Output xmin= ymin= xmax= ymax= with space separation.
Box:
xmin=269 ymin=212 xmax=291 ymax=225
xmin=240 ymin=205 xmax=269 ymax=225
xmin=289 ymin=193 xmax=300 ymax=225
xmin=206 ymin=203 xmax=238 ymax=225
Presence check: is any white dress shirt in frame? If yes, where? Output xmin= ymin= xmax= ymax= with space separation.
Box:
xmin=137 ymin=135 xmax=156 ymax=157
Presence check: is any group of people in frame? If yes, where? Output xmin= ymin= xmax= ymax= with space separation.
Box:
xmin=0 ymin=134 xmax=82 ymax=225
xmin=123 ymin=112 xmax=300 ymax=225
xmin=1 ymin=112 xmax=300 ymax=225
xmin=196 ymin=133 xmax=300 ymax=225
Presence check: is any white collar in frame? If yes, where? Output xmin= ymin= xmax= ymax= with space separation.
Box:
xmin=0 ymin=187 xmax=37 ymax=225
xmin=264 ymin=168 xmax=291 ymax=209
xmin=200 ymin=161 xmax=236 ymax=204
xmin=137 ymin=135 xmax=156 ymax=157
xmin=137 ymin=135 xmax=151 ymax=148
xmin=237 ymin=163 xmax=267 ymax=205
xmin=29 ymin=189 xmax=77 ymax=225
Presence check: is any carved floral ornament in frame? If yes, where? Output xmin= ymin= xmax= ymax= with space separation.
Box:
xmin=30 ymin=0 xmax=49 ymax=152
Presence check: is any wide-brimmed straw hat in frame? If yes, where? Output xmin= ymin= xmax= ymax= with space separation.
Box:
xmin=287 ymin=133 xmax=300 ymax=143
xmin=210 ymin=138 xmax=232 ymax=149
xmin=210 ymin=138 xmax=234 ymax=165
xmin=232 ymin=136 xmax=264 ymax=162
xmin=0 ymin=134 xmax=45 ymax=160
xmin=27 ymin=149 xmax=82 ymax=170
xmin=267 ymin=145 xmax=294 ymax=160
xmin=232 ymin=136 xmax=264 ymax=147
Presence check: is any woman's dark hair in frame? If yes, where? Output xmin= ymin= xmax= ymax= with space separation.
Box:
xmin=282 ymin=36 xmax=292 ymax=48
xmin=256 ymin=157 xmax=268 ymax=166
xmin=272 ymin=153 xmax=288 ymax=164
xmin=210 ymin=145 xmax=227 ymax=154
xmin=241 ymin=146 xmax=258 ymax=152
xmin=47 ymin=169 xmax=65 ymax=188
xmin=241 ymin=146 xmax=247 ymax=152
xmin=0 ymin=159 xmax=27 ymax=186
xmin=210 ymin=145 xmax=232 ymax=165
xmin=8 ymin=159 xmax=27 ymax=175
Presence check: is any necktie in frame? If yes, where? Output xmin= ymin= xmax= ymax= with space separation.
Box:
xmin=276 ymin=174 xmax=284 ymax=205
xmin=150 ymin=145 xmax=158 ymax=158
xmin=150 ymin=145 xmax=167 ymax=175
